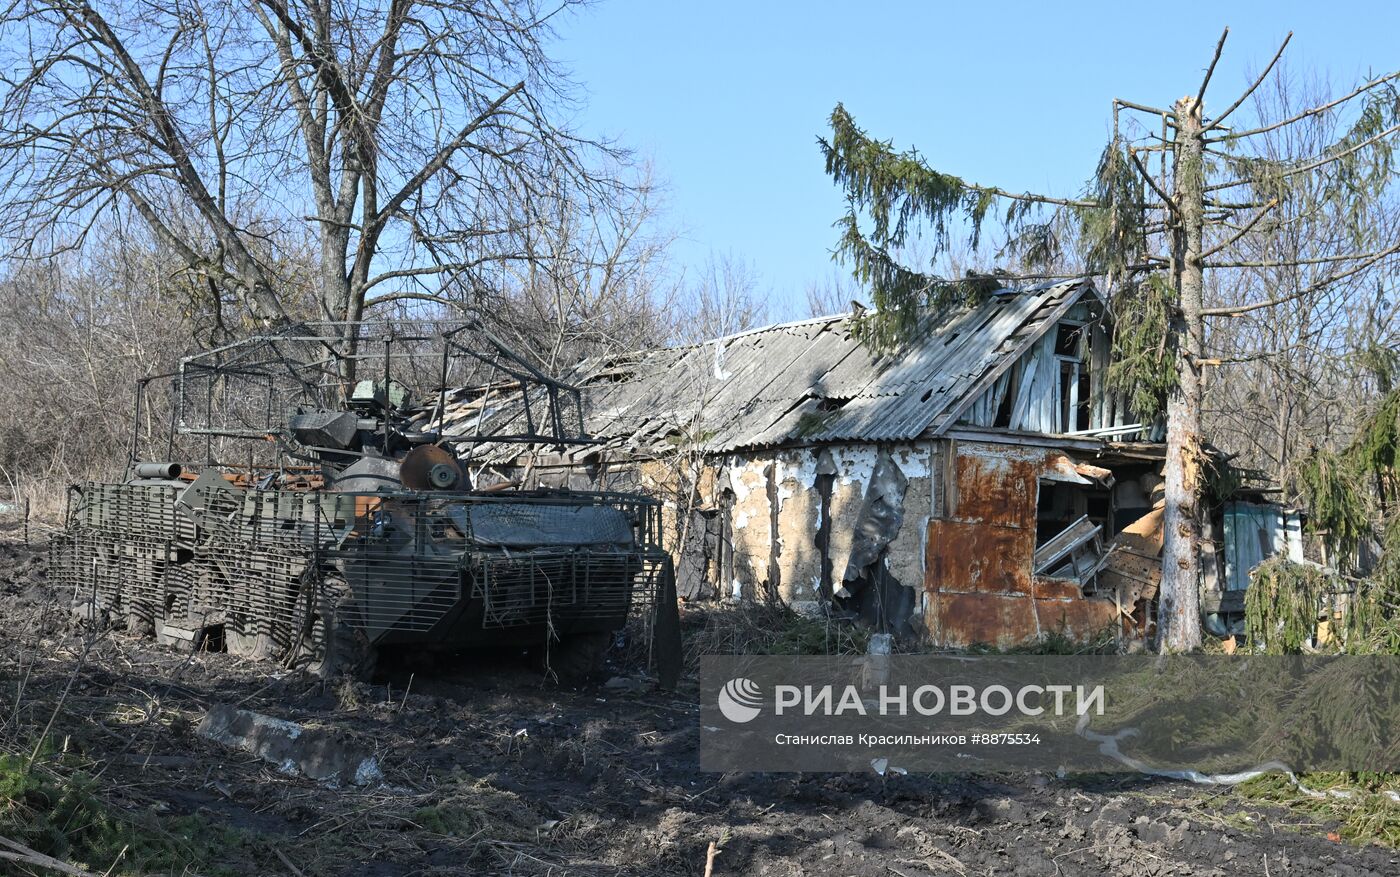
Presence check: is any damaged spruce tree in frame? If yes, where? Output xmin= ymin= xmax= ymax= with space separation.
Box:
xmin=821 ymin=28 xmax=1400 ymax=651
xmin=1257 ymin=380 xmax=1400 ymax=654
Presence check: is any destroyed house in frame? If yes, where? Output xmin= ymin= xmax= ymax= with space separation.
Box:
xmin=419 ymin=279 xmax=1176 ymax=647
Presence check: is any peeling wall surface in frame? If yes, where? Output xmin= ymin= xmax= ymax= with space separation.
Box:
xmin=771 ymin=449 xmax=822 ymax=607
xmin=923 ymin=440 xmax=1127 ymax=649
xmin=532 ymin=441 xmax=931 ymax=628
xmin=519 ymin=435 xmax=1152 ymax=647
xmin=824 ymin=445 xmax=879 ymax=593
xmin=883 ymin=445 xmax=933 ymax=619
xmin=706 ymin=442 xmax=932 ymax=629
xmin=701 ymin=438 xmax=1140 ymax=645
xmin=724 ymin=454 xmax=774 ymax=600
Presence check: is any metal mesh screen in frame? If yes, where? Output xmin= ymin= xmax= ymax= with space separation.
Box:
xmin=52 ymin=484 xmax=187 ymax=626
xmin=54 ymin=481 xmax=666 ymax=652
xmin=467 ymin=547 xmax=665 ymax=628
xmin=325 ymin=495 xmax=466 ymax=635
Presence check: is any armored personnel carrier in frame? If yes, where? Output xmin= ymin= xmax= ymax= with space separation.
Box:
xmin=51 ymin=322 xmax=681 ymax=684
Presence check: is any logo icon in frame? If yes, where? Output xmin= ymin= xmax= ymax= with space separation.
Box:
xmin=717 ymin=677 xmax=763 ymax=723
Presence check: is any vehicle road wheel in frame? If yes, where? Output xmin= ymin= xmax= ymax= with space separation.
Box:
xmin=290 ymin=576 xmax=376 ymax=680
xmin=544 ymin=632 xmax=612 ymax=684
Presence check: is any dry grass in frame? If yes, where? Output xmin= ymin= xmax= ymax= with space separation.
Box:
xmin=1236 ymin=772 xmax=1400 ymax=847
xmin=0 ymin=475 xmax=71 ymax=547
xmin=678 ymin=601 xmax=872 ymax=671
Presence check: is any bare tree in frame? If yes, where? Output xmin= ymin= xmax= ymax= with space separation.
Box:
xmin=805 ymin=268 xmax=863 ymax=317
xmin=0 ymin=0 xmax=625 ymax=349
xmin=0 ymin=219 xmax=200 ymax=505
xmin=820 ymin=29 xmax=1400 ymax=651
xmin=677 ymin=252 xmax=768 ymax=343
xmin=484 ymin=165 xmax=680 ymax=373
xmin=1204 ymin=71 xmax=1400 ymax=489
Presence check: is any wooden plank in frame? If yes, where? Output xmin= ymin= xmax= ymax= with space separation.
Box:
xmin=1034 ymin=335 xmax=1056 ymax=432
xmin=1033 ymin=515 xmax=1102 ymax=573
xmin=1009 ymin=352 xmax=1040 ymax=428
xmin=991 ymin=369 xmax=1012 ymax=415
xmin=1102 ymin=548 xmax=1161 ymax=582
xmin=1067 ymin=359 xmax=1080 ymax=432
xmin=932 ymin=282 xmax=1092 ymax=432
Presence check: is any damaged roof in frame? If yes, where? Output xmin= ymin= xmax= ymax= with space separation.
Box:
xmin=422 ymin=278 xmax=1099 ymax=458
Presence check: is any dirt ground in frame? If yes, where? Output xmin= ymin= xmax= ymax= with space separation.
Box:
xmin=2 ymin=534 xmax=1398 ymax=877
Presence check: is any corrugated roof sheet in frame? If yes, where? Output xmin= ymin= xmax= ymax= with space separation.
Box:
xmin=428 ymin=279 xmax=1096 ymax=456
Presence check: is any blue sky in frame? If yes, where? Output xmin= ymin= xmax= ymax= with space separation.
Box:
xmin=556 ymin=1 xmax=1400 ymax=319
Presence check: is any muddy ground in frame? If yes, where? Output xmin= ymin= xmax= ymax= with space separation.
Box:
xmin=2 ymin=534 xmax=1397 ymax=877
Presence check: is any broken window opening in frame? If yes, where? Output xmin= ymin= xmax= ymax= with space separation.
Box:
xmin=1033 ymin=515 xmax=1105 ymax=587
xmin=1037 ymin=479 xmax=1111 ymax=543
xmin=1076 ymin=365 xmax=1092 ymax=431
xmin=1054 ymin=322 xmax=1085 ymax=356
xmin=1052 ymin=321 xmax=1092 ymax=434
xmin=1085 ymin=492 xmax=1110 ymax=525
xmin=993 ymin=361 xmax=1020 ymax=428
xmin=1036 ymin=478 xmax=1114 ymax=589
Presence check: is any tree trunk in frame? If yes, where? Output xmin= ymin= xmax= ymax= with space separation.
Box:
xmin=1158 ymin=96 xmax=1206 ymax=653
xmin=320 ymin=223 xmax=358 ymax=389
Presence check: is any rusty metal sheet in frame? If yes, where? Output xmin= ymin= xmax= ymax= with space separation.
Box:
xmin=1099 ymin=556 xmax=1162 ymax=604
xmin=927 ymin=591 xmax=1040 ymax=648
xmin=926 ymin=589 xmax=1123 ymax=649
xmin=951 ymin=448 xmax=1042 ymax=529
xmin=925 ymin=519 xmax=1033 ymax=595
xmin=926 ymin=488 xmax=1139 ymax=647
xmin=1032 ymin=576 xmax=1084 ymax=600
xmin=1029 ymin=594 xmax=1121 ymax=641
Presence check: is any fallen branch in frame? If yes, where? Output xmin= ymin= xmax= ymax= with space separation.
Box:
xmin=703 ymin=840 xmax=718 ymax=877
xmin=0 ymin=835 xmax=101 ymax=877
xmin=27 ymin=636 xmax=92 ymax=770
xmin=272 ymin=846 xmax=306 ymax=877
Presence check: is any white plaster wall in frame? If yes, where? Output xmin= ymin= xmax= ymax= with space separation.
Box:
xmin=772 ymin=448 xmax=821 ymax=602
xmin=693 ymin=441 xmax=938 ymax=613
xmin=723 ymin=453 xmax=773 ymax=599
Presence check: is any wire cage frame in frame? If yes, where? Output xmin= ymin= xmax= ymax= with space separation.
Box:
xmin=128 ymin=319 xmax=590 ymax=476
